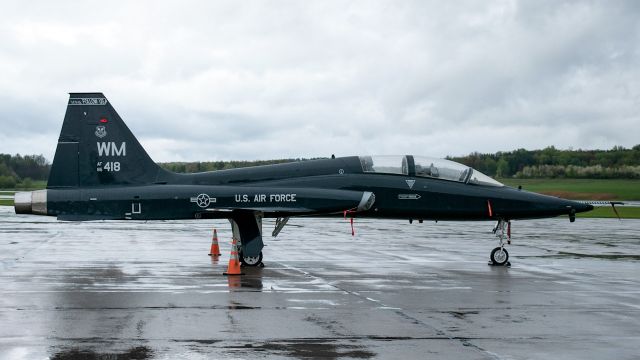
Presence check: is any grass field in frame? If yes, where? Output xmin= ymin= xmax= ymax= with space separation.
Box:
xmin=4 ymin=180 xmax=48 ymax=191
xmin=500 ymin=178 xmax=640 ymax=201
xmin=0 ymin=181 xmax=47 ymax=207
xmin=576 ymin=206 xmax=640 ymax=219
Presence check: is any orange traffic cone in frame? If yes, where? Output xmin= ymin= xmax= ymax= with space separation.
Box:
xmin=223 ymin=238 xmax=244 ymax=276
xmin=208 ymin=228 xmax=221 ymax=256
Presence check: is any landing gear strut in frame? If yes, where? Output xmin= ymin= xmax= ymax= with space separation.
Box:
xmin=229 ymin=213 xmax=265 ymax=268
xmin=489 ymin=219 xmax=511 ymax=266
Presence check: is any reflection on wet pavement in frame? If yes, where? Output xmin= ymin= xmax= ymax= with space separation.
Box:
xmin=51 ymin=346 xmax=152 ymax=360
xmin=0 ymin=206 xmax=639 ymax=359
xmin=222 ymin=340 xmax=376 ymax=359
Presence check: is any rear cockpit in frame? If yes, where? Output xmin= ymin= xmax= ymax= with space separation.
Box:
xmin=359 ymin=155 xmax=503 ymax=187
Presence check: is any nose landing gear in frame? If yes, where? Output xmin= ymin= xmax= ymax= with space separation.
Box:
xmin=489 ymin=219 xmax=511 ymax=267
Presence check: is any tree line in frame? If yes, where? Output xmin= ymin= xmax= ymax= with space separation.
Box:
xmin=0 ymin=154 xmax=49 ymax=188
xmin=0 ymin=154 xmax=314 ymax=188
xmin=1 ymin=145 xmax=639 ymax=188
xmin=448 ymin=145 xmax=640 ymax=178
xmin=159 ymin=159 xmax=314 ymax=173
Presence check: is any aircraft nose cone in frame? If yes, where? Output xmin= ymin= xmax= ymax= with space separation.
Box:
xmin=573 ymin=201 xmax=594 ymax=213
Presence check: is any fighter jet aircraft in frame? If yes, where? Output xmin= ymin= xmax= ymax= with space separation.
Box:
xmin=14 ymin=93 xmax=593 ymax=266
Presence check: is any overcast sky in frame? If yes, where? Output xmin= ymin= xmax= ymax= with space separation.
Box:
xmin=0 ymin=1 xmax=638 ymax=162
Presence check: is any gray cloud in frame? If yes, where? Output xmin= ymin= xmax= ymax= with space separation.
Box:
xmin=0 ymin=0 xmax=638 ymax=162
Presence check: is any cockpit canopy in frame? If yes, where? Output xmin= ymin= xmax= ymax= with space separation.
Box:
xmin=358 ymin=155 xmax=503 ymax=187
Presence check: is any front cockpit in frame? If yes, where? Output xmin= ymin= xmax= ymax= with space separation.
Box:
xmin=359 ymin=155 xmax=503 ymax=187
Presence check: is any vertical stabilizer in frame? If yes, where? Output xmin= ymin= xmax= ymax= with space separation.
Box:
xmin=47 ymin=93 xmax=165 ymax=188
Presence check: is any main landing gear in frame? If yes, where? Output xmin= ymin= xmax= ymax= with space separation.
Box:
xmin=239 ymin=250 xmax=264 ymax=267
xmin=489 ymin=219 xmax=511 ymax=267
xmin=228 ymin=212 xmax=266 ymax=268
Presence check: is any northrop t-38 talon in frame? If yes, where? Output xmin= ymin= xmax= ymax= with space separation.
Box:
xmin=14 ymin=93 xmax=594 ymax=266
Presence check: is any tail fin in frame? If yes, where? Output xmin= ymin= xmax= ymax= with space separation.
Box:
xmin=48 ymin=93 xmax=165 ymax=188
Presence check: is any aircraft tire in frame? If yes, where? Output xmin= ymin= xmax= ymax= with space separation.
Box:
xmin=490 ymin=247 xmax=509 ymax=265
xmin=239 ymin=251 xmax=263 ymax=267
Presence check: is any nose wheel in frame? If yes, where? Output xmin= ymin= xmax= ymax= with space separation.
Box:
xmin=490 ymin=247 xmax=509 ymax=265
xmin=489 ymin=219 xmax=511 ymax=267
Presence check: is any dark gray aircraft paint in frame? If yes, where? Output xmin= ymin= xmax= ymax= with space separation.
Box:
xmin=14 ymin=93 xmax=593 ymax=266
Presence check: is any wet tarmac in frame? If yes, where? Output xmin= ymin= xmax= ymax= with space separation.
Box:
xmin=0 ymin=206 xmax=638 ymax=359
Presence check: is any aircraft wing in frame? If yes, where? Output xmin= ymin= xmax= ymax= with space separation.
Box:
xmin=54 ymin=187 xmax=375 ymax=221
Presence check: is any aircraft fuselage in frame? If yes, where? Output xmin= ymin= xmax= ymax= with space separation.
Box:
xmin=23 ymin=156 xmax=590 ymax=222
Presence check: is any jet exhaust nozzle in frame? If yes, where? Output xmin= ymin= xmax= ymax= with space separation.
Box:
xmin=14 ymin=190 xmax=47 ymax=215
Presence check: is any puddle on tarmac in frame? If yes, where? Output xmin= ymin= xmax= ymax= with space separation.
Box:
xmin=224 ymin=340 xmax=376 ymax=359
xmin=51 ymin=346 xmax=152 ymax=360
